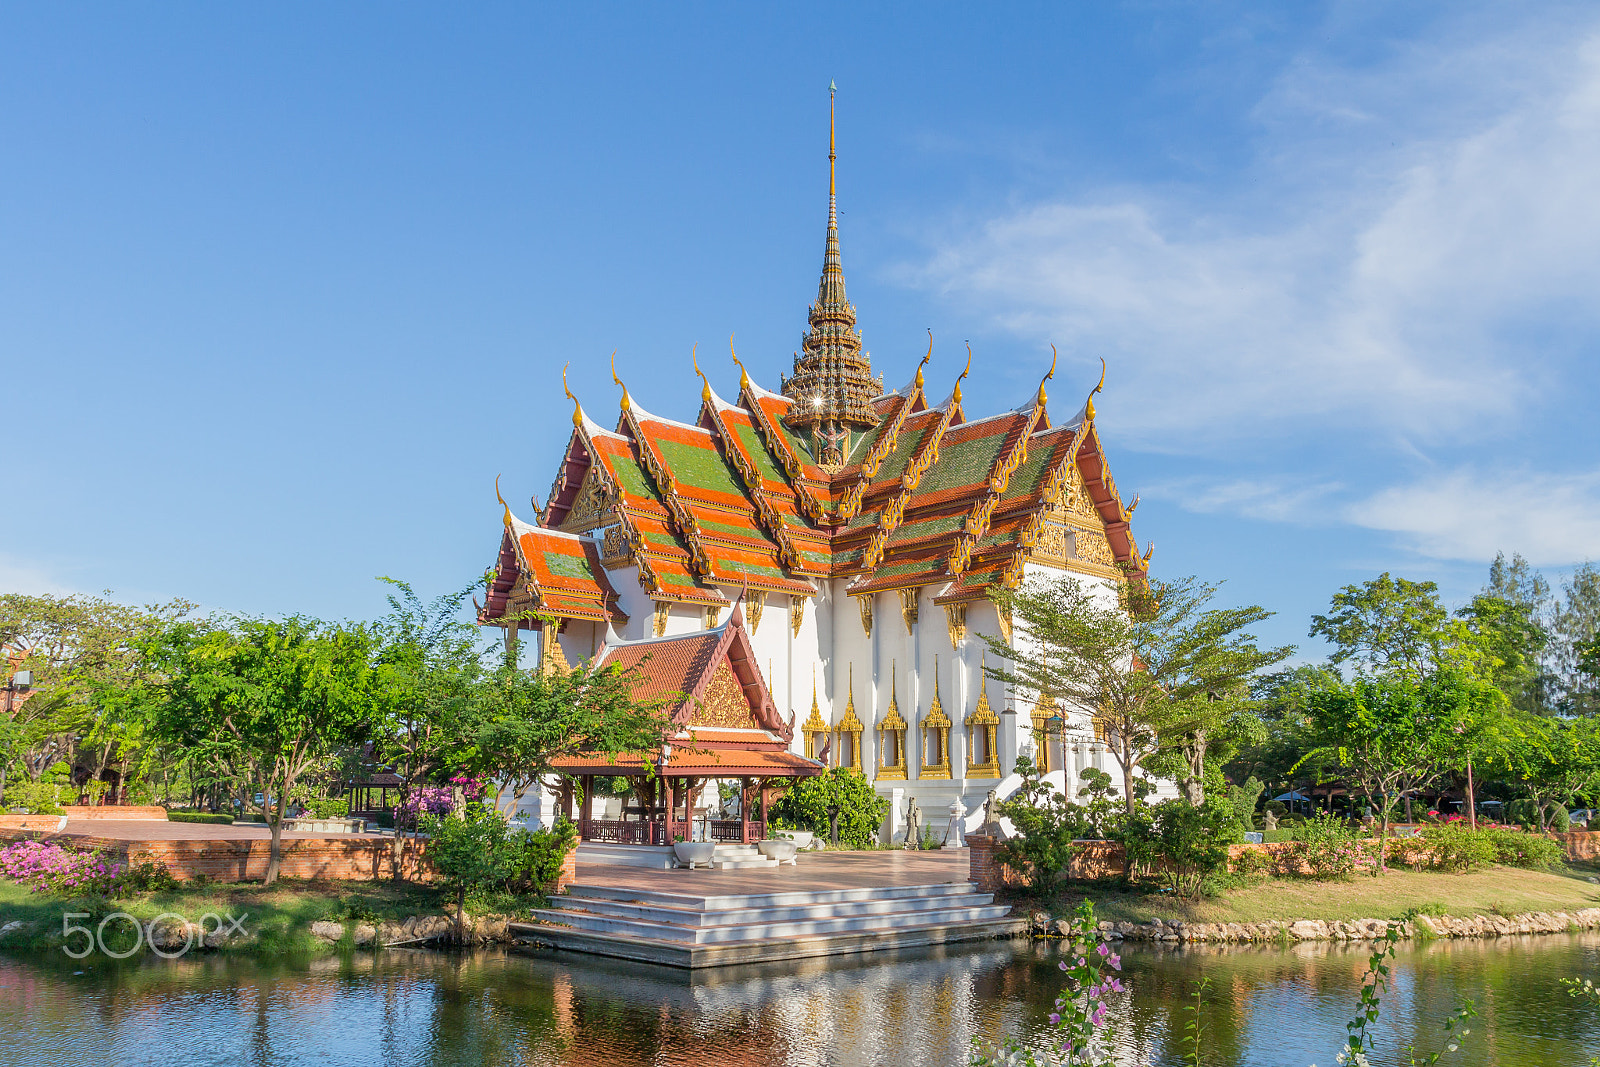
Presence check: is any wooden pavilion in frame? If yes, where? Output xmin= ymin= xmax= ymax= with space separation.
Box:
xmin=553 ymin=600 xmax=823 ymax=845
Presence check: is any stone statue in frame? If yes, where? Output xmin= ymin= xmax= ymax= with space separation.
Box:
xmin=903 ymin=797 xmax=922 ymax=849
xmin=1263 ymin=809 xmax=1278 ymax=832
xmin=982 ymin=790 xmax=1000 ymax=826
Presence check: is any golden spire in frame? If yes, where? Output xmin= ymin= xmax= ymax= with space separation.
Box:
xmin=829 ymin=80 xmax=837 ymax=227
xmin=692 ymin=343 xmax=711 ymax=403
xmin=1039 ymin=344 xmax=1058 ymax=407
xmin=976 ymin=651 xmax=992 ymax=712
xmin=811 ymin=665 xmax=821 ymax=715
xmin=562 ymin=363 xmax=583 ymax=428
xmin=495 ymin=474 xmax=512 ymax=528
xmin=1085 ymin=357 xmax=1105 ymax=420
xmin=610 ymin=351 xmax=630 ymax=413
xmin=887 ymin=659 xmax=898 ymax=713
xmin=730 ymin=333 xmax=751 ymax=392
xmin=954 ymin=344 xmax=972 ymax=404
xmin=846 ymin=662 xmax=855 ymax=715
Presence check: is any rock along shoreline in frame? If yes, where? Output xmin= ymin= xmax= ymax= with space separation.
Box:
xmin=1028 ymin=907 xmax=1600 ymax=944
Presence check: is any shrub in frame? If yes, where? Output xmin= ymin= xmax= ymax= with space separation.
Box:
xmin=305 ymin=795 xmax=349 ymax=819
xmin=768 ymin=768 xmax=889 ymax=850
xmin=994 ymin=756 xmax=1098 ymax=890
xmin=1419 ymin=826 xmax=1498 ymax=872
xmin=0 ymin=839 xmax=121 ymax=894
xmin=1231 ymin=847 xmax=1273 ymax=878
xmin=1548 ymin=804 xmax=1570 ymax=833
xmin=168 ymin=811 xmax=234 ymax=825
xmin=1291 ymin=811 xmax=1374 ymax=880
xmin=1481 ymin=827 xmax=1563 ymax=870
xmin=3 ymin=781 xmax=64 ymax=816
xmin=113 ymin=860 xmax=180 ymax=894
xmin=1224 ymin=777 xmax=1264 ymax=838
xmin=1147 ymin=798 xmax=1235 ymax=901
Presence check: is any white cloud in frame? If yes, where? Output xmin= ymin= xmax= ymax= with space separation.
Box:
xmin=912 ymin=23 xmax=1600 ymax=450
xmin=1349 ymin=467 xmax=1600 ymax=565
xmin=1146 ymin=476 xmax=1343 ymax=524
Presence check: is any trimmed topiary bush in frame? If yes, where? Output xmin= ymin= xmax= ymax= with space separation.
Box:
xmin=168 ymin=811 xmax=234 ymax=825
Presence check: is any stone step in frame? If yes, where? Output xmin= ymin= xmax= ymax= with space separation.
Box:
xmin=547 ymin=891 xmax=997 ymax=928
xmin=565 ymin=880 xmax=981 ymax=912
xmin=528 ymin=903 xmax=1015 ymax=945
xmin=575 ymin=843 xmax=677 ymax=869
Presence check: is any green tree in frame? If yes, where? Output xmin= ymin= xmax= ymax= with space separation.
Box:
xmin=1552 ymin=563 xmax=1600 ymax=715
xmin=368 ymin=579 xmax=488 ymax=876
xmin=144 ymin=617 xmax=378 ymax=883
xmin=986 ymin=573 xmax=1291 ymax=812
xmin=472 ymin=654 xmax=673 ymax=813
xmin=0 ymin=592 xmax=194 ymax=802
xmin=1502 ymin=716 xmax=1600 ymax=829
xmin=1309 ymin=573 xmax=1450 ymax=677
xmin=1298 ymin=672 xmax=1491 ymax=872
xmin=768 ymin=767 xmax=888 ymax=849
xmin=420 ymin=807 xmax=524 ymax=941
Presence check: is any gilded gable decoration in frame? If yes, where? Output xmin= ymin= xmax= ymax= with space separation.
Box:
xmin=900 ymin=587 xmax=919 ymax=634
xmin=944 ymin=603 xmax=966 ymax=649
xmin=653 ymin=601 xmax=670 ymax=638
xmin=694 ymin=660 xmax=758 ymax=730
xmin=856 ymin=594 xmax=873 ymax=637
xmin=703 ymin=605 xmax=721 ymax=629
xmin=746 ymin=590 xmax=767 ymax=633
xmin=539 ymin=627 xmax=570 ymax=677
xmin=790 ymin=594 xmax=807 ymax=637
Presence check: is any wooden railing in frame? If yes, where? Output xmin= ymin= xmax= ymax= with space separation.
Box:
xmin=707 ymin=819 xmax=767 ymax=842
xmin=580 ymin=818 xmax=665 ymax=845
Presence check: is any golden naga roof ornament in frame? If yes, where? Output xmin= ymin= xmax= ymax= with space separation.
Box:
xmin=691 ymin=343 xmax=710 ymax=403
xmin=729 ymin=334 xmax=751 ymax=392
xmin=561 ymin=363 xmax=584 ymax=428
xmin=609 ymin=351 xmax=631 ymax=413
xmin=495 ymin=474 xmax=513 ymax=529
xmin=1085 ymin=357 xmax=1106 ymax=420
xmin=915 ymin=330 xmax=932 ymax=390
xmin=954 ymin=343 xmax=972 ymax=405
xmin=1038 ymin=344 xmax=1058 ymax=407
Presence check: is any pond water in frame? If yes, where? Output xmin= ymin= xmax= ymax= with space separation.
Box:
xmin=3 ymin=933 xmax=1598 ymax=1066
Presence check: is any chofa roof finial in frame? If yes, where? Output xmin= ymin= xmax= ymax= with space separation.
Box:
xmin=954 ymin=343 xmax=972 ymax=404
xmin=495 ymin=473 xmax=512 ymax=528
xmin=691 ymin=343 xmax=710 ymax=404
xmin=915 ymin=330 xmax=932 ymax=390
xmin=610 ymin=350 xmax=630 ymax=413
xmin=1085 ymin=357 xmax=1106 ymax=420
xmin=562 ymin=363 xmax=583 ymax=428
xmin=730 ymin=333 xmax=751 ymax=391
xmin=1038 ymin=344 xmax=1058 ymax=407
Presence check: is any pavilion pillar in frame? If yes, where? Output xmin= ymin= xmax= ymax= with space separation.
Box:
xmin=740 ymin=777 xmax=751 ymax=844
xmin=663 ymin=779 xmax=675 ymax=846
xmin=579 ymin=776 xmax=593 ymax=839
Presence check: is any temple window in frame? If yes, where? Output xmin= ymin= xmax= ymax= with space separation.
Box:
xmin=919 ymin=657 xmax=952 ymax=780
xmin=877 ymin=661 xmax=907 ymax=780
xmin=965 ymin=664 xmax=1000 ymax=779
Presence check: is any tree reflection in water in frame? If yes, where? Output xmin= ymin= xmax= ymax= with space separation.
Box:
xmin=2 ymin=933 xmax=1598 ymax=1065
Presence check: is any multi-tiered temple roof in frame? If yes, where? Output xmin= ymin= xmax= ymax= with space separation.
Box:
xmin=481 ymin=97 xmax=1150 ymax=631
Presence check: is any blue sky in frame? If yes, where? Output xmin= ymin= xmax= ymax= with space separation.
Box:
xmin=3 ymin=3 xmax=1598 ymax=657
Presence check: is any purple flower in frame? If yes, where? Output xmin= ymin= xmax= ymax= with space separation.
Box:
xmin=1049 ymin=1012 xmax=1061 ymax=1025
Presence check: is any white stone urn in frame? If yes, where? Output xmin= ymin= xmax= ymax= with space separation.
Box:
xmin=776 ymin=830 xmax=815 ymax=850
xmin=758 ymin=839 xmax=798 ymax=865
xmin=673 ymin=841 xmax=716 ymax=869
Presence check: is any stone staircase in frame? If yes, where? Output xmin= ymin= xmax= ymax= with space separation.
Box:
xmin=515 ymin=881 xmax=1021 ymax=966
xmin=709 ymin=843 xmax=776 ymax=869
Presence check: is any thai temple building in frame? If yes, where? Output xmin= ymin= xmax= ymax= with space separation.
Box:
xmin=479 ymin=96 xmax=1157 ymax=844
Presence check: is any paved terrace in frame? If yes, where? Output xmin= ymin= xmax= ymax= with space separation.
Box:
xmin=573 ymin=848 xmax=971 ymax=898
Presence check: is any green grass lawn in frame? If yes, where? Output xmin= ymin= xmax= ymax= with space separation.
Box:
xmin=0 ymin=877 xmax=481 ymax=956
xmin=1062 ymin=864 xmax=1600 ymax=926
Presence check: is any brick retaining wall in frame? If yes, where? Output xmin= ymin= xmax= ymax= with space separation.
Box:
xmin=65 ymin=805 xmax=169 ymax=821
xmin=0 ymin=828 xmax=437 ymax=882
